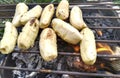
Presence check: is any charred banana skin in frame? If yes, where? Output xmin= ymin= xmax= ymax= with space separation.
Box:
xmin=39 ymin=28 xmax=57 ymax=61
xmin=52 ymin=18 xmax=83 ymax=44
xmin=18 ymin=18 xmax=39 ymax=50
xmin=70 ymin=6 xmax=87 ymax=30
xmin=20 ymin=5 xmax=42 ymax=25
xmin=40 ymin=4 xmax=55 ymax=28
xmin=12 ymin=3 xmax=28 ymax=27
xmin=56 ymin=0 xmax=69 ymax=20
xmin=0 ymin=22 xmax=18 ymax=54
xmin=80 ymin=28 xmax=97 ymax=65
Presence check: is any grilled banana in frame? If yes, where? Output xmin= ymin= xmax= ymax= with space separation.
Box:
xmin=0 ymin=22 xmax=18 ymax=54
xmin=70 ymin=6 xmax=87 ymax=30
xmin=39 ymin=28 xmax=57 ymax=61
xmin=80 ymin=28 xmax=97 ymax=65
xmin=39 ymin=4 xmax=55 ymax=28
xmin=52 ymin=18 xmax=83 ymax=44
xmin=20 ymin=5 xmax=42 ymax=25
xmin=56 ymin=0 xmax=69 ymax=20
xmin=18 ymin=18 xmax=39 ymax=50
xmin=12 ymin=3 xmax=28 ymax=27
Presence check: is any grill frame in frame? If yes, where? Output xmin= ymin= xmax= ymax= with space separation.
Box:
xmin=0 ymin=2 xmax=120 ymax=78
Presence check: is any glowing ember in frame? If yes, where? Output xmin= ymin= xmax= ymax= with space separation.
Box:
xmin=72 ymin=45 xmax=80 ymax=52
xmin=96 ymin=30 xmax=103 ymax=36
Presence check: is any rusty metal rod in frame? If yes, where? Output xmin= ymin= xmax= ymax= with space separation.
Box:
xmin=12 ymin=51 xmax=120 ymax=58
xmin=68 ymin=3 xmax=120 ymax=5
xmin=84 ymin=16 xmax=120 ymax=19
xmin=59 ymin=52 xmax=120 ymax=58
xmin=0 ymin=3 xmax=119 ymax=6
xmin=0 ymin=9 xmax=14 ymax=12
xmin=89 ymin=27 xmax=120 ymax=29
xmin=0 ymin=8 xmax=120 ymax=12
xmin=0 ymin=16 xmax=119 ymax=19
xmin=0 ymin=35 xmax=119 ymax=43
xmin=81 ymin=8 xmax=120 ymax=10
xmin=0 ymin=66 xmax=120 ymax=77
xmin=96 ymin=40 xmax=120 ymax=43
xmin=0 ymin=16 xmax=13 ymax=19
xmin=0 ymin=26 xmax=120 ymax=29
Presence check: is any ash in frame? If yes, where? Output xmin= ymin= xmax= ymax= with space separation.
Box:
xmin=12 ymin=42 xmax=42 ymax=78
xmin=11 ymin=42 xmax=69 ymax=78
xmin=12 ymin=53 xmax=41 ymax=78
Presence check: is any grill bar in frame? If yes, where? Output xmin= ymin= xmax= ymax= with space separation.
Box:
xmin=12 ymin=51 xmax=120 ymax=58
xmin=0 ymin=26 xmax=120 ymax=29
xmin=0 ymin=35 xmax=119 ymax=43
xmin=0 ymin=3 xmax=119 ymax=6
xmin=0 ymin=4 xmax=119 ymax=11
xmin=0 ymin=16 xmax=119 ymax=19
xmin=89 ymin=27 xmax=120 ymax=29
xmin=84 ymin=16 xmax=120 ymax=19
xmin=0 ymin=8 xmax=120 ymax=12
xmin=96 ymin=40 xmax=120 ymax=43
xmin=0 ymin=2 xmax=120 ymax=78
xmin=82 ymin=8 xmax=120 ymax=10
xmin=0 ymin=66 xmax=120 ymax=77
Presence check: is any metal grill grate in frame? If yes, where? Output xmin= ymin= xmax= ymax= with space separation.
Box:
xmin=0 ymin=2 xmax=120 ymax=77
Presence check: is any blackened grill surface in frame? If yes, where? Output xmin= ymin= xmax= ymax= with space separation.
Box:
xmin=0 ymin=2 xmax=120 ymax=78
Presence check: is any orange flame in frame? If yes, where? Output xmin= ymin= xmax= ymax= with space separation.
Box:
xmin=72 ymin=42 xmax=114 ymax=54
xmin=96 ymin=43 xmax=114 ymax=55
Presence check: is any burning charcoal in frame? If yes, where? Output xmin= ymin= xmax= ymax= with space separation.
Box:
xmin=25 ymin=57 xmax=42 ymax=78
xmin=57 ymin=56 xmax=68 ymax=71
xmin=13 ymin=54 xmax=42 ymax=78
xmin=57 ymin=59 xmax=63 ymax=70
xmin=12 ymin=41 xmax=43 ymax=78
xmin=12 ymin=53 xmax=19 ymax=60
xmin=61 ymin=74 xmax=74 ymax=78
xmin=0 ymin=54 xmax=6 ymax=64
xmin=25 ymin=72 xmax=37 ymax=78
xmin=114 ymin=30 xmax=120 ymax=45
xmin=110 ymin=59 xmax=120 ymax=72
xmin=57 ymin=38 xmax=74 ymax=52
xmin=45 ymin=73 xmax=61 ymax=78
xmin=67 ymin=56 xmax=97 ymax=72
xmin=42 ymin=59 xmax=57 ymax=69
xmin=66 ymin=56 xmax=117 ymax=73
xmin=113 ymin=46 xmax=120 ymax=55
xmin=15 ymin=59 xmax=25 ymax=68
xmin=13 ymin=70 xmax=24 ymax=78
